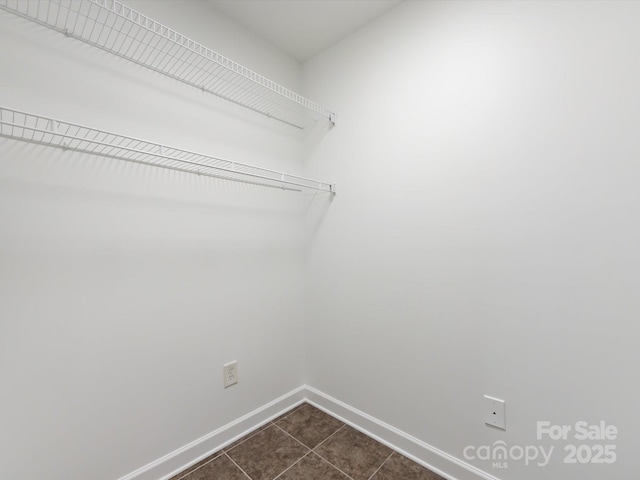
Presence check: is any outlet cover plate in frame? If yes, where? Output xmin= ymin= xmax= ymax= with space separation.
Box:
xmin=484 ymin=395 xmax=506 ymax=430
xmin=223 ymin=361 xmax=238 ymax=388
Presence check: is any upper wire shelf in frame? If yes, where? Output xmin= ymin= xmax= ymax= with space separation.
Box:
xmin=0 ymin=0 xmax=336 ymax=129
xmin=0 ymin=106 xmax=336 ymax=194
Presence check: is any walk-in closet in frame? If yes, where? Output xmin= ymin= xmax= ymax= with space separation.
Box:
xmin=1 ymin=1 xmax=638 ymax=480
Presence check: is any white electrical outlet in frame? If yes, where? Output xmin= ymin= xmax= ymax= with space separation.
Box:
xmin=223 ymin=361 xmax=238 ymax=388
xmin=484 ymin=395 xmax=506 ymax=430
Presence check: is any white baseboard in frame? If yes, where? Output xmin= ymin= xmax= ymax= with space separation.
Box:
xmin=117 ymin=385 xmax=499 ymax=480
xmin=304 ymin=386 xmax=501 ymax=480
xmin=117 ymin=386 xmax=306 ymax=480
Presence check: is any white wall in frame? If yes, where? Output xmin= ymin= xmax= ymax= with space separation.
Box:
xmin=303 ymin=1 xmax=640 ymax=479
xmin=0 ymin=2 xmax=310 ymax=479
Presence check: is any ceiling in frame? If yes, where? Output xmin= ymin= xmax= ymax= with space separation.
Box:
xmin=206 ymin=0 xmax=403 ymax=62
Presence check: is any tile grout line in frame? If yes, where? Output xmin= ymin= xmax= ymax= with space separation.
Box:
xmin=311 ymin=423 xmax=395 ymax=480
xmin=168 ymin=452 xmax=222 ymax=480
xmin=224 ymin=452 xmax=253 ymax=480
xmin=367 ymin=451 xmax=396 ymax=480
xmin=255 ymin=423 xmax=312 ymax=480
xmin=271 ymin=451 xmax=313 ymax=480
xmin=225 ymin=403 xmax=307 ymax=454
xmin=311 ymin=453 xmax=356 ymax=480
xmin=277 ymin=402 xmax=308 ymax=420
xmin=271 ymin=403 xmax=309 ymax=427
xmin=273 ymin=423 xmax=357 ymax=480
xmin=224 ymin=424 xmax=273 ymax=453
xmin=310 ymin=423 xmax=346 ymax=451
xmin=308 ymin=424 xmax=359 ymax=480
xmin=271 ymin=422 xmax=314 ymax=452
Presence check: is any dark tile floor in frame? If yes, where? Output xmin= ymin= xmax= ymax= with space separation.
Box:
xmin=169 ymin=403 xmax=445 ymax=480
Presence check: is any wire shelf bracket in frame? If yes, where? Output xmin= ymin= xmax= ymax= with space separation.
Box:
xmin=0 ymin=106 xmax=336 ymax=194
xmin=0 ymin=0 xmax=336 ymax=129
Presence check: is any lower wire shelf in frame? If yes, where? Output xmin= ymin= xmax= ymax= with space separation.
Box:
xmin=0 ymin=106 xmax=335 ymax=194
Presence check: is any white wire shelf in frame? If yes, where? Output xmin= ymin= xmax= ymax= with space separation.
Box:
xmin=0 ymin=0 xmax=336 ymax=129
xmin=0 ymin=106 xmax=336 ymax=194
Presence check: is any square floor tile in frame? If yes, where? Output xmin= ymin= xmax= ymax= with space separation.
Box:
xmin=370 ymin=453 xmax=445 ymax=480
xmin=178 ymin=454 xmax=248 ymax=480
xmin=277 ymin=453 xmax=350 ymax=480
xmin=275 ymin=404 xmax=345 ymax=448
xmin=314 ymin=425 xmax=392 ymax=480
xmin=226 ymin=424 xmax=309 ymax=480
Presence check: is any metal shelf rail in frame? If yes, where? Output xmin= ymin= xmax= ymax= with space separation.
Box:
xmin=0 ymin=0 xmax=336 ymax=129
xmin=0 ymin=106 xmax=336 ymax=194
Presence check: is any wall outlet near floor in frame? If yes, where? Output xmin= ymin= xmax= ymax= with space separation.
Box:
xmin=223 ymin=361 xmax=238 ymax=388
xmin=484 ymin=395 xmax=506 ymax=430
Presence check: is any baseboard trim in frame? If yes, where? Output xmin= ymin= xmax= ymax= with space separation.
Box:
xmin=304 ymin=386 xmax=500 ymax=480
xmin=117 ymin=385 xmax=499 ymax=480
xmin=116 ymin=386 xmax=306 ymax=480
